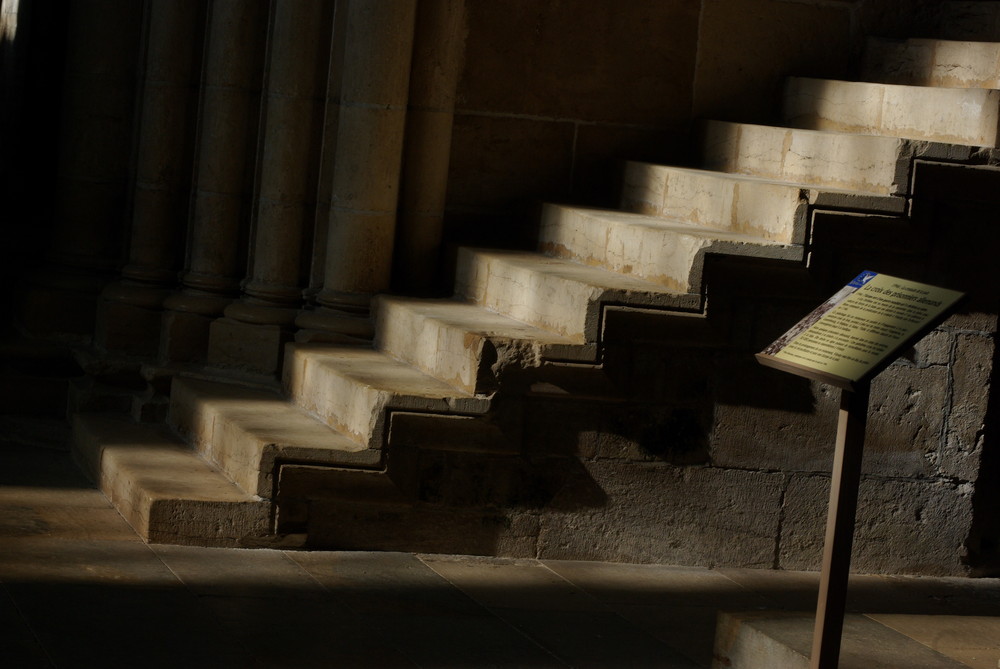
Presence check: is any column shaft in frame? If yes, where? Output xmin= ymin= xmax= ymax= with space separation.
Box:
xmin=160 ymin=0 xmax=268 ymax=362
xmin=309 ymin=0 xmax=417 ymax=330
xmin=210 ymin=0 xmax=333 ymax=373
xmin=96 ymin=0 xmax=206 ymax=355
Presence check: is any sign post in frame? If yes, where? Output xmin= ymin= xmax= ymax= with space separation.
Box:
xmin=756 ymin=270 xmax=963 ymax=669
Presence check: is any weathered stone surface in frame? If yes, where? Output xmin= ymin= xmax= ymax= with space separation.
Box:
xmin=372 ymin=296 xmax=584 ymax=395
xmin=282 ymin=344 xmax=488 ymax=448
xmin=539 ymin=204 xmax=801 ymax=294
xmin=536 ymin=463 xmax=783 ymax=567
xmin=943 ymin=333 xmax=994 ymax=482
xmin=783 ymin=77 xmax=1000 ymax=147
xmin=207 ymin=317 xmax=290 ymax=376
xmin=779 ymin=475 xmax=972 ymax=575
xmin=620 ymin=163 xmax=809 ymax=244
xmin=700 ymin=121 xmax=908 ymax=195
xmin=863 ymin=38 xmax=1000 ymax=89
xmin=169 ymin=377 xmax=377 ymax=497
xmin=454 ymin=247 xmax=697 ymax=341
xmin=71 ymin=413 xmax=270 ymax=547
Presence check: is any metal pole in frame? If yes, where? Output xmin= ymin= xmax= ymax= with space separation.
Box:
xmin=811 ymin=382 xmax=870 ymax=669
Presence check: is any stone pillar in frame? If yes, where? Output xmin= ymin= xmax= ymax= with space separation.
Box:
xmin=296 ymin=0 xmax=417 ymax=340
xmin=16 ymin=0 xmax=142 ymax=337
xmin=208 ymin=0 xmax=333 ymax=374
xmin=392 ymin=0 xmax=466 ymax=295
xmin=159 ymin=0 xmax=268 ymax=363
xmin=95 ymin=0 xmax=206 ymax=355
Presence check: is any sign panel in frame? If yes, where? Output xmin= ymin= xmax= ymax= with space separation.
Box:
xmin=756 ymin=271 xmax=964 ymax=389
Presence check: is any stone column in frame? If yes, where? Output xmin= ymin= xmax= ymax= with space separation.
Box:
xmin=296 ymin=0 xmax=417 ymax=340
xmin=17 ymin=0 xmax=142 ymax=337
xmin=392 ymin=0 xmax=466 ymax=295
xmin=159 ymin=0 xmax=268 ymax=363
xmin=208 ymin=0 xmax=333 ymax=374
xmin=95 ymin=0 xmax=206 ymax=355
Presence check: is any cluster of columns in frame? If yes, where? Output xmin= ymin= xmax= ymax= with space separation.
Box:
xmin=20 ymin=0 xmax=465 ymax=376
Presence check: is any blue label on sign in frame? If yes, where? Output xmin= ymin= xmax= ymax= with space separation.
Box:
xmin=848 ymin=270 xmax=878 ymax=289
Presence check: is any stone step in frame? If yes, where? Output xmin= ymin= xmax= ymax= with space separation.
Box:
xmin=71 ymin=412 xmax=270 ymax=546
xmin=282 ymin=344 xmax=489 ymax=449
xmin=168 ymin=377 xmax=380 ymax=497
xmin=538 ymin=204 xmax=802 ymax=294
xmin=699 ymin=120 xmax=970 ymax=196
xmin=620 ymin=163 xmax=906 ymax=245
xmin=937 ymin=2 xmax=1000 ymax=41
xmin=372 ymin=295 xmax=588 ymax=396
xmin=862 ymin=37 xmax=1000 ymax=89
xmin=454 ymin=247 xmax=700 ymax=342
xmin=782 ymin=76 xmax=1000 ymax=147
xmin=713 ymin=611 xmax=979 ymax=669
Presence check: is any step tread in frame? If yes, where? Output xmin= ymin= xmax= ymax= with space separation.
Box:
xmin=287 ymin=345 xmax=481 ymax=399
xmin=546 ymin=204 xmax=800 ymax=244
xmin=862 ymin=37 xmax=1000 ymax=89
xmin=73 ymin=413 xmax=272 ymax=546
xmin=783 ymin=76 xmax=1000 ymax=147
xmin=377 ymin=296 xmax=582 ymax=347
xmin=173 ymin=377 xmax=372 ymax=459
xmin=76 ymin=413 xmax=256 ymax=503
xmin=699 ymin=119 xmax=973 ymax=196
xmin=623 ymin=161 xmax=908 ymax=211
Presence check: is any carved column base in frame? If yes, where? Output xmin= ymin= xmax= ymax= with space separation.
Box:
xmin=159 ymin=291 xmax=233 ymax=363
xmin=206 ymin=300 xmax=299 ymax=375
xmin=94 ymin=282 xmax=171 ymax=356
xmin=294 ymin=306 xmax=374 ymax=344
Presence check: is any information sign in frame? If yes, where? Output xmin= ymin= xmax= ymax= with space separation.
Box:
xmin=756 ymin=270 xmax=964 ymax=389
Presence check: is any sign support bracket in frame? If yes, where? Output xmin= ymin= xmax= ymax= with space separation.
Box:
xmin=810 ymin=382 xmax=870 ymax=669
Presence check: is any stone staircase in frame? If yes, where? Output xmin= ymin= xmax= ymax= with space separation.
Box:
xmin=72 ymin=9 xmax=1000 ymax=558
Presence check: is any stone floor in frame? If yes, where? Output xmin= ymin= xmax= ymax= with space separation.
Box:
xmin=3 ymin=440 xmax=1000 ymax=668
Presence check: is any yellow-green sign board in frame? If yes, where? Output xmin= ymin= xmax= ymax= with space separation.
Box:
xmin=757 ymin=271 xmax=964 ymax=389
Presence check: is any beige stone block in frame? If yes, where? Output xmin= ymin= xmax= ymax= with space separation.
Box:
xmin=621 ymin=163 xmax=808 ymax=244
xmin=168 ymin=378 xmax=377 ymax=496
xmin=538 ymin=204 xmax=800 ymax=293
xmin=695 ymin=0 xmax=851 ymax=123
xmin=863 ymin=38 xmax=1000 ymax=89
xmin=866 ymin=614 xmax=1000 ymax=668
xmin=71 ymin=413 xmax=270 ymax=547
xmin=784 ymin=77 xmax=1000 ymax=147
xmin=453 ymin=248 xmax=697 ymax=341
xmin=373 ymin=295 xmax=583 ymax=395
xmin=779 ymin=476 xmax=972 ymax=575
xmin=459 ymin=0 xmax=697 ymax=124
xmin=282 ymin=344 xmax=487 ymax=448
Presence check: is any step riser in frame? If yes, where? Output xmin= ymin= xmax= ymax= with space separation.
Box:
xmin=621 ymin=162 xmax=807 ymax=244
xmin=863 ymin=38 xmax=1000 ymax=89
xmin=783 ymin=77 xmax=1000 ymax=147
xmin=700 ymin=121 xmax=907 ymax=195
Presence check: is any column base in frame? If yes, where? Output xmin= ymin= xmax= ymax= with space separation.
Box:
xmin=94 ymin=282 xmax=171 ymax=356
xmin=207 ymin=317 xmax=292 ymax=376
xmin=295 ymin=306 xmax=374 ymax=342
xmin=159 ymin=291 xmax=234 ymax=364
